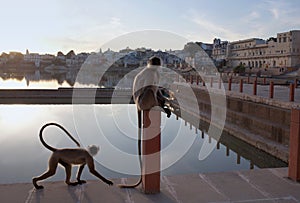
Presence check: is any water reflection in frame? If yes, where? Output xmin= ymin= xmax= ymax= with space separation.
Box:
xmin=0 ymin=104 xmax=285 ymax=184
xmin=0 ymin=69 xmax=137 ymax=89
xmin=0 ymin=51 xmax=190 ymax=89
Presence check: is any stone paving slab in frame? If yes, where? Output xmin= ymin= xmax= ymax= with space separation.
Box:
xmin=1 ymin=168 xmax=300 ymax=203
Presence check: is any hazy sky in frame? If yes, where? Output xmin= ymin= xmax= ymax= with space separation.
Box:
xmin=1 ymin=0 xmax=300 ymax=54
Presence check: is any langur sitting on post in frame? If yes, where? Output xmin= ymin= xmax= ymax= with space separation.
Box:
xmin=133 ymin=56 xmax=171 ymax=124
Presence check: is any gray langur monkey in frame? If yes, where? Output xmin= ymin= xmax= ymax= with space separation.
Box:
xmin=133 ymin=57 xmax=171 ymax=122
xmin=118 ymin=56 xmax=171 ymax=188
xmin=32 ymin=123 xmax=113 ymax=189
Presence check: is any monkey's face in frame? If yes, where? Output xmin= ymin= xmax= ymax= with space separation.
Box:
xmin=87 ymin=145 xmax=100 ymax=156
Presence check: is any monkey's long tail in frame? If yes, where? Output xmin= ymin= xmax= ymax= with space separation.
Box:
xmin=118 ymin=109 xmax=142 ymax=188
xmin=39 ymin=123 xmax=81 ymax=152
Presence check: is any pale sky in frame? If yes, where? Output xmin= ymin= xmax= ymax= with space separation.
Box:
xmin=1 ymin=0 xmax=300 ymax=54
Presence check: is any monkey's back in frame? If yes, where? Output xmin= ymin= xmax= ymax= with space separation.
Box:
xmin=53 ymin=148 xmax=90 ymax=165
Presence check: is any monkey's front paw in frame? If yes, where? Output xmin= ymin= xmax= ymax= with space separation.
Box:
xmin=33 ymin=178 xmax=44 ymax=189
xmin=107 ymin=180 xmax=113 ymax=186
xmin=35 ymin=185 xmax=44 ymax=190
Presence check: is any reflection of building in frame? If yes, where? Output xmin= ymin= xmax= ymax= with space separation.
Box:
xmin=226 ymin=30 xmax=300 ymax=70
xmin=25 ymin=70 xmax=41 ymax=86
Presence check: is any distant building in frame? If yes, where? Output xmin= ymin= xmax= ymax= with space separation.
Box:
xmin=57 ymin=51 xmax=66 ymax=61
xmin=0 ymin=53 xmax=8 ymax=65
xmin=9 ymin=51 xmax=23 ymax=60
xmin=66 ymin=50 xmax=77 ymax=66
xmin=24 ymin=49 xmax=41 ymax=64
xmin=76 ymin=52 xmax=89 ymax=64
xmin=196 ymin=42 xmax=213 ymax=57
xmin=212 ymin=38 xmax=228 ymax=61
xmin=41 ymin=54 xmax=55 ymax=63
xmin=24 ymin=50 xmax=55 ymax=67
xmin=226 ymin=30 xmax=300 ymax=72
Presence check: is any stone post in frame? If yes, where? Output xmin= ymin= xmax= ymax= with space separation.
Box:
xmin=253 ymin=79 xmax=257 ymax=95
xmin=288 ymin=108 xmax=300 ymax=181
xmin=228 ymin=77 xmax=232 ymax=91
xmin=269 ymin=81 xmax=274 ymax=99
xmin=239 ymin=79 xmax=243 ymax=93
xmin=142 ymin=110 xmax=161 ymax=194
xmin=290 ymin=84 xmax=295 ymax=102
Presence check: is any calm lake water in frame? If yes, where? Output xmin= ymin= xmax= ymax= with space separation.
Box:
xmin=0 ymin=104 xmax=286 ymax=184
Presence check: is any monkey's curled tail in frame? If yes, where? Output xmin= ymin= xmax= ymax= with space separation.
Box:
xmin=39 ymin=123 xmax=81 ymax=152
xmin=118 ymin=109 xmax=142 ymax=188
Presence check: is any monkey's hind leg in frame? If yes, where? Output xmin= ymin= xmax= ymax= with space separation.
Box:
xmin=32 ymin=156 xmax=59 ymax=189
xmin=60 ymin=161 xmax=79 ymax=186
xmin=76 ymin=164 xmax=87 ymax=184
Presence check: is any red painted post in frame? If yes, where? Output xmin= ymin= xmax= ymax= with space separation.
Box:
xmin=202 ymin=80 xmax=205 ymax=86
xmin=269 ymin=81 xmax=274 ymax=99
xmin=288 ymin=108 xmax=300 ymax=181
xmin=253 ymin=79 xmax=257 ymax=95
xmin=142 ymin=110 xmax=161 ymax=194
xmin=239 ymin=79 xmax=243 ymax=93
xmin=228 ymin=77 xmax=232 ymax=91
xmin=190 ymin=75 xmax=193 ymax=84
xmin=210 ymin=77 xmax=213 ymax=88
xmin=196 ymin=76 xmax=199 ymax=85
xmin=290 ymin=84 xmax=295 ymax=102
xmin=263 ymin=77 xmax=266 ymax=85
xmin=237 ymin=154 xmax=241 ymax=164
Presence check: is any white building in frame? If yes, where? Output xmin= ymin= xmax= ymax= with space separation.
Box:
xmin=212 ymin=38 xmax=228 ymax=61
xmin=24 ymin=49 xmax=41 ymax=62
xmin=226 ymin=30 xmax=300 ymax=73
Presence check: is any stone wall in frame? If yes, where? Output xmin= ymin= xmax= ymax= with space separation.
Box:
xmin=170 ymin=83 xmax=291 ymax=162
